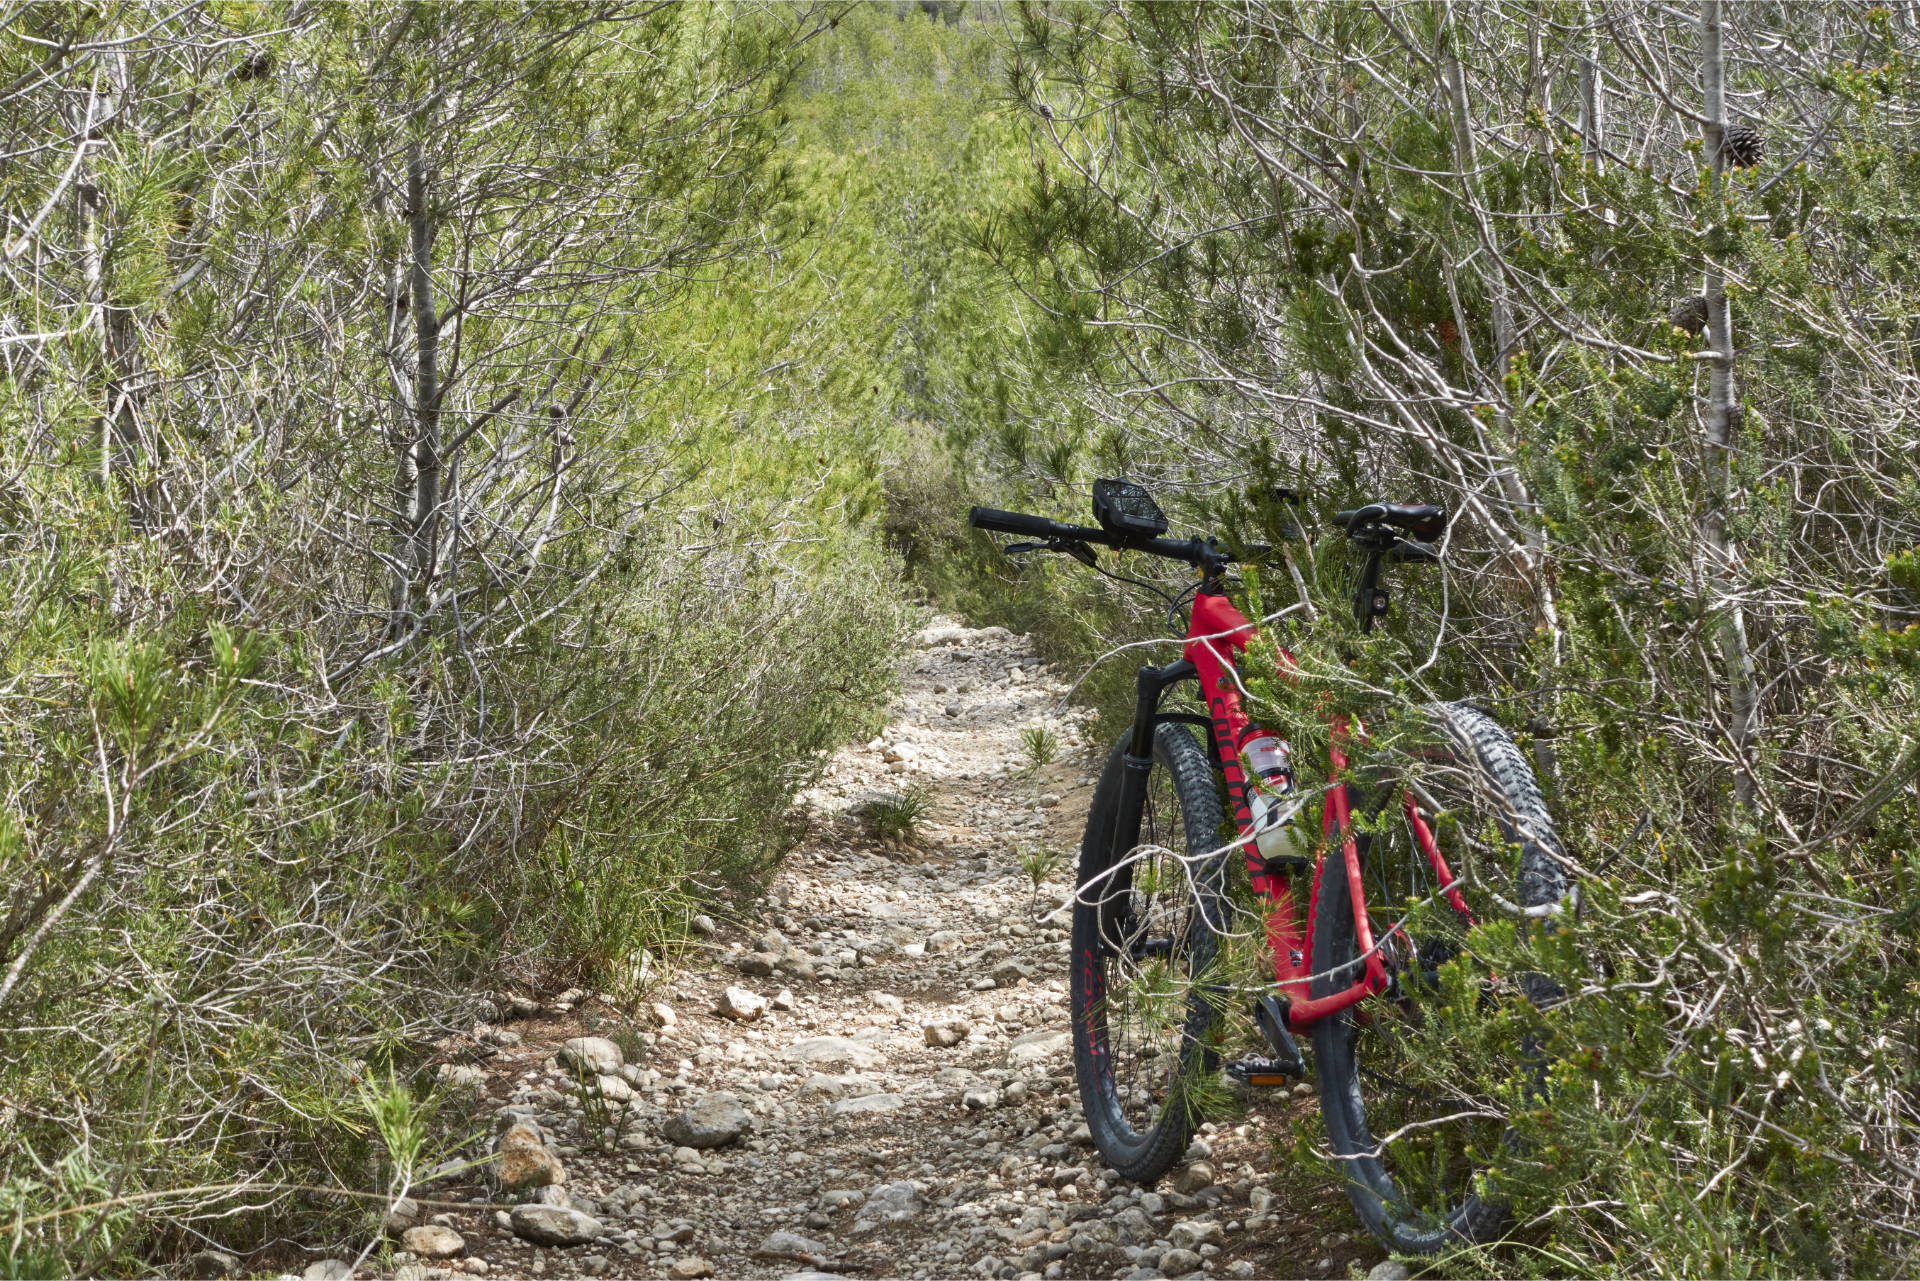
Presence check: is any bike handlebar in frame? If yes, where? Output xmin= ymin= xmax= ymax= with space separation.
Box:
xmin=967 ymin=507 xmax=1081 ymax=540
xmin=968 ymin=506 xmax=1228 ymax=569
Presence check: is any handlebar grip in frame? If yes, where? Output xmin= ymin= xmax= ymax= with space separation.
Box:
xmin=969 ymin=506 xmax=1059 ymax=539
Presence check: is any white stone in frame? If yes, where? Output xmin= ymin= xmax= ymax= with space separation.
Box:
xmin=558 ymin=1037 xmax=623 ymax=1076
xmin=716 ymin=986 xmax=768 ymax=1021
xmin=400 ymin=1225 xmax=464 ymax=1258
xmin=1005 ymin=1028 xmax=1070 ymax=1068
xmin=780 ymin=1036 xmax=884 ymax=1070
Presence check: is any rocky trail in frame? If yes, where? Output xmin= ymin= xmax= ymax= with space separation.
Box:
xmin=292 ymin=619 xmax=1390 ymax=1281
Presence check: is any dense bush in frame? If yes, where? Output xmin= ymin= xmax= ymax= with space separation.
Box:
xmin=944 ymin=3 xmax=1920 ymax=1274
xmin=0 ymin=3 xmax=908 ymax=1270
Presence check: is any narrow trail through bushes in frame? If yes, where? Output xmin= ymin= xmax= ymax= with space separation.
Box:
xmin=362 ymin=620 xmax=1379 ymax=1281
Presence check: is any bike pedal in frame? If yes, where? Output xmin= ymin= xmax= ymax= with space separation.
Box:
xmin=1224 ymin=1056 xmax=1299 ymax=1088
xmin=1253 ymin=994 xmax=1306 ymax=1076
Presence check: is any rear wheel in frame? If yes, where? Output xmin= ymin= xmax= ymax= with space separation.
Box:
xmin=1070 ymin=723 xmax=1229 ymax=1184
xmin=1311 ymin=702 xmax=1568 ymax=1252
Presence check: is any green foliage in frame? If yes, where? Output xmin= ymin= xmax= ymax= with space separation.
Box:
xmin=866 ymin=788 xmax=933 ymax=844
xmin=357 ymin=1072 xmax=432 ymax=1192
xmin=1019 ymin=724 xmax=1061 ymax=773
xmin=1015 ymin=842 xmax=1067 ymax=902
xmin=0 ymin=1 xmax=914 ymax=1271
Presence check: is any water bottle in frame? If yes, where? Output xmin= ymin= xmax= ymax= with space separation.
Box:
xmin=1240 ymin=731 xmax=1305 ymax=863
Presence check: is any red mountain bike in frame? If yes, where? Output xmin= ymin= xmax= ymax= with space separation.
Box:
xmin=970 ymin=481 xmax=1567 ymax=1253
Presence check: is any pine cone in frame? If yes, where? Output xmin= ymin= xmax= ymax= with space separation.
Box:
xmin=1670 ymin=296 xmax=1709 ymax=337
xmin=1722 ymin=123 xmax=1763 ymax=169
xmin=232 ymin=51 xmax=274 ymax=82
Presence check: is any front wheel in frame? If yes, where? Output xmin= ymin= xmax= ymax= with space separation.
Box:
xmin=1311 ymin=701 xmax=1569 ymax=1253
xmin=1070 ymin=723 xmax=1229 ymax=1184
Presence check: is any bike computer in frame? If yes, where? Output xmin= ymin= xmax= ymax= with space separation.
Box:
xmin=1092 ymin=479 xmax=1168 ymax=539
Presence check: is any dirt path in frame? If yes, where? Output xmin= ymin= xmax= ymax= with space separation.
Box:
xmin=359 ymin=619 xmax=1382 ymax=1281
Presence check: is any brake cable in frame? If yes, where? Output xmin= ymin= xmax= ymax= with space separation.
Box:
xmin=1089 ymin=560 xmax=1180 ymax=615
xmin=1008 ymin=536 xmax=1183 ymax=615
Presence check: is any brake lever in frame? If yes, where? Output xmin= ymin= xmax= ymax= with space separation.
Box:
xmin=1005 ymin=539 xmax=1098 ymax=567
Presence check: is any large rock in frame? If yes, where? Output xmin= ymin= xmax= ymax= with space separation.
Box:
xmin=989 ymin=960 xmax=1035 ymax=986
xmin=183 ymin=1251 xmax=238 ymax=1279
xmin=509 ymin=1203 xmax=602 ymax=1246
xmin=780 ymin=1036 xmax=884 ymax=1071
xmin=383 ymin=1196 xmax=422 ymax=1237
xmin=401 ymin=1225 xmax=464 ymax=1258
xmin=662 ymin=1093 xmax=751 ymax=1148
xmin=558 ymin=1036 xmax=623 ymax=1076
xmin=733 ymin=954 xmax=778 ymax=978
xmin=495 ymin=1122 xmax=564 ymax=1191
xmin=861 ymin=1180 xmax=923 ymax=1224
xmin=1170 ymin=1160 xmax=1215 ymax=1194
xmin=303 ymin=1263 xmax=352 ymax=1281
xmin=912 ymin=624 xmax=971 ymax=648
xmin=716 ymin=986 xmax=768 ymax=1021
xmin=435 ymin=1063 xmax=486 ymax=1090
xmin=1005 ymin=1028 xmax=1070 ymax=1068
xmin=760 ymin=1230 xmax=832 ymax=1255
xmin=921 ymin=1016 xmax=970 ymax=1047
xmin=830 ymin=1093 xmax=904 ymax=1118
xmin=1160 ymin=1247 xmax=1202 ymax=1276
xmin=1169 ymin=1220 xmax=1225 ymax=1250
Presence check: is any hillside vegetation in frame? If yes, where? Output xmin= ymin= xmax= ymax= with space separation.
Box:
xmin=4 ymin=2 xmax=1920 ymax=1277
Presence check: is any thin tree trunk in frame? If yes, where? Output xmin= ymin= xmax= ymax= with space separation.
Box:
xmin=1441 ymin=4 xmax=1564 ymax=787
xmin=1578 ymin=23 xmax=1605 ymax=171
xmin=78 ymin=76 xmax=147 ymax=525
xmin=1699 ymin=0 xmax=1761 ymax=809
xmin=394 ymin=137 xmax=441 ymax=632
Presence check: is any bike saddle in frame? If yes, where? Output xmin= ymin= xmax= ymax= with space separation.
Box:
xmin=1332 ymin=502 xmax=1448 ymax=542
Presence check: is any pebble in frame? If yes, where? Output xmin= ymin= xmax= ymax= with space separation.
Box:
xmin=1368 ymin=1263 xmax=1413 ymax=1281
xmin=667 ymin=1258 xmax=716 ymax=1279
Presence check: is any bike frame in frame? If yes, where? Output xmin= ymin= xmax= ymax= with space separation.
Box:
xmin=1115 ymin=584 xmax=1471 ymax=1033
